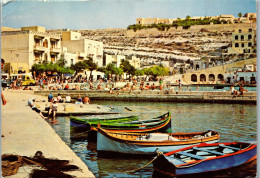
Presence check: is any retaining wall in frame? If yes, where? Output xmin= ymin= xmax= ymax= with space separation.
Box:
xmin=34 ymin=90 xmax=256 ymax=104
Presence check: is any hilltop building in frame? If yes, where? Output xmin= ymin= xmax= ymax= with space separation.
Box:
xmin=136 ymin=13 xmax=256 ymax=25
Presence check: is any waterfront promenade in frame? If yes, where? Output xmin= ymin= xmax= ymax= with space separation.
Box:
xmin=1 ymin=90 xmax=94 ymax=177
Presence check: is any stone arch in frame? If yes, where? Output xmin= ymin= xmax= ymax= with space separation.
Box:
xmin=209 ymin=74 xmax=215 ymax=81
xmin=217 ymin=74 xmax=224 ymax=81
xmin=191 ymin=74 xmax=197 ymax=82
xmin=200 ymin=74 xmax=206 ymax=82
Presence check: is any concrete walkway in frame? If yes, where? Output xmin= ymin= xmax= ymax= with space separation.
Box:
xmin=1 ymin=90 xmax=94 ymax=177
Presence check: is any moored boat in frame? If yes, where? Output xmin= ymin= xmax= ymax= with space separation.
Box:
xmin=93 ymin=112 xmax=171 ymax=133
xmin=153 ymin=142 xmax=257 ymax=176
xmin=97 ymin=128 xmax=220 ymax=155
xmin=70 ymin=115 xmax=139 ymax=131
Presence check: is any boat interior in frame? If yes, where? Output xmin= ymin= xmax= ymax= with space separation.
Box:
xmin=170 ymin=143 xmax=248 ymax=164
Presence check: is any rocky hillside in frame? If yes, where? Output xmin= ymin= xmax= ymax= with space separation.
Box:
xmin=78 ymin=28 xmax=232 ymax=66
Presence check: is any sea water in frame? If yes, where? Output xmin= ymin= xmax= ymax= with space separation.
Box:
xmin=52 ymin=101 xmax=257 ymax=177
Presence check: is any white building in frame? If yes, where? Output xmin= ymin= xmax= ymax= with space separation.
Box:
xmin=61 ymin=31 xmax=103 ymax=67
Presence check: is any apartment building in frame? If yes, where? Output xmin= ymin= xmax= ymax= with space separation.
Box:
xmin=103 ymin=54 xmax=125 ymax=68
xmin=126 ymin=55 xmax=141 ymax=69
xmin=225 ymin=28 xmax=256 ymax=54
xmin=61 ymin=31 xmax=103 ymax=67
xmin=1 ymin=26 xmax=61 ymax=74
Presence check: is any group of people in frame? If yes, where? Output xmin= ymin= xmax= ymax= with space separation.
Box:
xmin=230 ymin=85 xmax=248 ymax=97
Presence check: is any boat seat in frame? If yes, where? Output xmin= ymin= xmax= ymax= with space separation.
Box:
xmin=219 ymin=144 xmax=240 ymax=151
xmin=193 ymin=147 xmax=224 ymax=156
xmin=175 ymin=151 xmax=206 ymax=160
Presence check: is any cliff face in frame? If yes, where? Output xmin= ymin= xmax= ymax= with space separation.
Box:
xmin=79 ymin=27 xmax=232 ymax=66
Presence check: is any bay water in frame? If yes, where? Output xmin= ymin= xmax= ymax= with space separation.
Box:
xmin=52 ymin=101 xmax=257 ymax=177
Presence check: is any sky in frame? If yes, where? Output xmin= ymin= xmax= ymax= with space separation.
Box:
xmin=1 ymin=0 xmax=257 ymax=30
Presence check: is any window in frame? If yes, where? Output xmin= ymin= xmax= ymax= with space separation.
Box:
xmin=235 ymin=43 xmax=239 ymax=47
xmin=241 ymin=43 xmax=244 ymax=47
xmin=238 ymin=29 xmax=242 ymax=33
xmin=249 ymin=28 xmax=252 ymax=32
xmin=241 ymin=35 xmax=244 ymax=41
xmin=248 ymin=34 xmax=252 ymax=40
xmin=248 ymin=42 xmax=252 ymax=47
xmin=235 ymin=35 xmax=238 ymax=40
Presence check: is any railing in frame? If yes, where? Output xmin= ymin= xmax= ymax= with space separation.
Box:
xmin=50 ymin=47 xmax=61 ymax=53
xmin=34 ymin=45 xmax=46 ymax=51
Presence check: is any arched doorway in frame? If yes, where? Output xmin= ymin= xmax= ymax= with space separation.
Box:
xmin=191 ymin=74 xmax=197 ymax=82
xmin=209 ymin=74 xmax=215 ymax=81
xmin=217 ymin=74 xmax=224 ymax=81
xmin=200 ymin=74 xmax=206 ymax=82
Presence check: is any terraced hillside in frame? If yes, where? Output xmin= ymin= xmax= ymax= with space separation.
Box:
xmin=79 ymin=28 xmax=232 ymax=66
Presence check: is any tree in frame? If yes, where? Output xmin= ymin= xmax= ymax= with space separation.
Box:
xmin=186 ymin=15 xmax=191 ymax=20
xmin=120 ymin=59 xmax=136 ymax=80
xmin=85 ymin=57 xmax=98 ymax=81
xmin=70 ymin=61 xmax=89 ymax=78
xmin=149 ymin=65 xmax=169 ymax=79
xmin=135 ymin=69 xmax=144 ymax=76
xmin=238 ymin=12 xmax=242 ymax=17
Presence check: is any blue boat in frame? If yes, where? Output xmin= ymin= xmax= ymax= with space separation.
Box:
xmin=153 ymin=142 xmax=257 ymax=176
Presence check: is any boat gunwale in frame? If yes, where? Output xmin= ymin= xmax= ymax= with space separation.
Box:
xmin=93 ymin=113 xmax=171 ymax=132
xmin=98 ymin=128 xmax=220 ymax=146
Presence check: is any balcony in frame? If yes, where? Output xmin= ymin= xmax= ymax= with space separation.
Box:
xmin=34 ymin=45 xmax=46 ymax=53
xmin=50 ymin=47 xmax=61 ymax=54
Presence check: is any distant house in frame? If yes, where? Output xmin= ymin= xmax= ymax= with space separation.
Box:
xmin=224 ymin=28 xmax=256 ymax=55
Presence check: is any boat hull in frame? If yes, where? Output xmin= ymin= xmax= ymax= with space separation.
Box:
xmin=93 ymin=112 xmax=171 ymax=133
xmin=97 ymin=131 xmax=219 ymax=155
xmin=153 ymin=142 xmax=257 ymax=176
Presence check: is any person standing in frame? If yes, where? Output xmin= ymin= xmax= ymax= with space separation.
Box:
xmin=1 ymin=59 xmax=7 ymax=105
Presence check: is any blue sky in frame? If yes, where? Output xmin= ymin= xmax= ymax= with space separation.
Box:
xmin=1 ymin=0 xmax=257 ymax=30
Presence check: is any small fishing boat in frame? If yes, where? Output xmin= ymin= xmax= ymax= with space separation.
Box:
xmin=93 ymin=112 xmax=171 ymax=133
xmin=153 ymin=142 xmax=257 ymax=176
xmin=97 ymin=128 xmax=220 ymax=155
xmin=70 ymin=115 xmax=139 ymax=131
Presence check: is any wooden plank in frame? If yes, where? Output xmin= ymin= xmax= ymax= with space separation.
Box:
xmin=219 ymin=144 xmax=240 ymax=151
xmin=193 ymin=147 xmax=224 ymax=156
xmin=176 ymin=151 xmax=206 ymax=160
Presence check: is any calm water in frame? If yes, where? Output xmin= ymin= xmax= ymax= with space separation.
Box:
xmin=51 ymin=101 xmax=257 ymax=178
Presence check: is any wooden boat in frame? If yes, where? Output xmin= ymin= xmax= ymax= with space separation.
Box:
xmin=153 ymin=142 xmax=257 ymax=176
xmin=70 ymin=115 xmax=139 ymax=131
xmin=93 ymin=112 xmax=171 ymax=133
xmin=97 ymin=128 xmax=220 ymax=155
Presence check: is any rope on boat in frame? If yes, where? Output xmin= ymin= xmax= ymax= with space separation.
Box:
xmin=125 ymin=150 xmax=163 ymax=173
